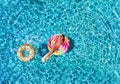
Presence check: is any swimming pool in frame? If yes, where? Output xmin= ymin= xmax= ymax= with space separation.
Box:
xmin=0 ymin=0 xmax=120 ymax=84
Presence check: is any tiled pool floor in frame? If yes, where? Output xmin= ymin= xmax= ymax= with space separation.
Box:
xmin=0 ymin=0 xmax=120 ymax=84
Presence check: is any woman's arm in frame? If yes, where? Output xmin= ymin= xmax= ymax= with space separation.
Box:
xmin=41 ymin=34 xmax=64 ymax=62
xmin=41 ymin=46 xmax=55 ymax=62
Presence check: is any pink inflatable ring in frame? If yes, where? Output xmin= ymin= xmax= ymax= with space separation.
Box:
xmin=48 ymin=34 xmax=70 ymax=55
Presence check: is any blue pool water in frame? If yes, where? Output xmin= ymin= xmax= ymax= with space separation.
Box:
xmin=0 ymin=0 xmax=120 ymax=84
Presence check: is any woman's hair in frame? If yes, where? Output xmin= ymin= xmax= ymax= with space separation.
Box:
xmin=61 ymin=34 xmax=65 ymax=42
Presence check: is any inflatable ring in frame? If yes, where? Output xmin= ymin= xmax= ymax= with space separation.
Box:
xmin=48 ymin=34 xmax=70 ymax=55
xmin=17 ymin=44 xmax=35 ymax=62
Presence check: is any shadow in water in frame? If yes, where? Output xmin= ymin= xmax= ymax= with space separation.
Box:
xmin=38 ymin=44 xmax=49 ymax=57
xmin=29 ymin=0 xmax=46 ymax=11
xmin=30 ymin=0 xmax=44 ymax=4
xmin=68 ymin=37 xmax=74 ymax=53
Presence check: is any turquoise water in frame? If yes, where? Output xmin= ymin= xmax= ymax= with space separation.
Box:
xmin=0 ymin=0 xmax=120 ymax=84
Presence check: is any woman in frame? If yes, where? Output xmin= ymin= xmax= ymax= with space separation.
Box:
xmin=42 ymin=34 xmax=65 ymax=62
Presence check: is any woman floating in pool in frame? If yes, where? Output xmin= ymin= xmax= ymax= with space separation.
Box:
xmin=42 ymin=34 xmax=70 ymax=62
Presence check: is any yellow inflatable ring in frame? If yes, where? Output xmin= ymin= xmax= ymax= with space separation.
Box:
xmin=17 ymin=44 xmax=35 ymax=62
